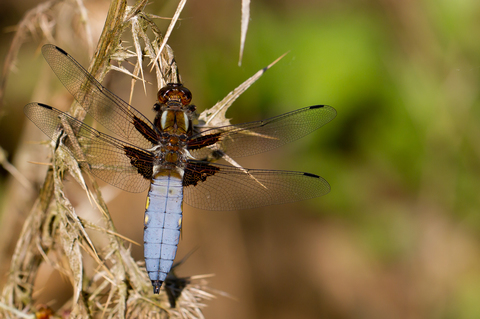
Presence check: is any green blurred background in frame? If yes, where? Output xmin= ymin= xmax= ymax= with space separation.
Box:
xmin=2 ymin=0 xmax=480 ymax=318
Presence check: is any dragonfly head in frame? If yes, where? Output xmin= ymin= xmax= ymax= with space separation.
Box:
xmin=157 ymin=83 xmax=192 ymax=108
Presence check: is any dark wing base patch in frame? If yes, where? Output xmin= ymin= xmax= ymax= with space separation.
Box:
xmin=124 ymin=146 xmax=154 ymax=180
xmin=133 ymin=115 xmax=159 ymax=144
xmin=183 ymin=161 xmax=220 ymax=187
xmin=187 ymin=132 xmax=222 ymax=150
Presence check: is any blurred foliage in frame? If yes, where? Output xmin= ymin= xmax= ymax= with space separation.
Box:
xmin=177 ymin=1 xmax=480 ymax=317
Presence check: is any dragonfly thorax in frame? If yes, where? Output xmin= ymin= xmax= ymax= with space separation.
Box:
xmin=151 ymin=133 xmax=189 ymax=173
xmin=159 ymin=110 xmax=189 ymax=134
xmin=151 ymin=83 xmax=196 ymax=175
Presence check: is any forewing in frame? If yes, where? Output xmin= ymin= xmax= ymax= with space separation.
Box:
xmin=24 ymin=103 xmax=152 ymax=193
xmin=188 ymin=105 xmax=336 ymax=160
xmin=183 ymin=160 xmax=330 ymax=211
xmin=41 ymin=44 xmax=158 ymax=148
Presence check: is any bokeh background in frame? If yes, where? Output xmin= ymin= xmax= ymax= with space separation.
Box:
xmin=1 ymin=0 xmax=480 ymax=318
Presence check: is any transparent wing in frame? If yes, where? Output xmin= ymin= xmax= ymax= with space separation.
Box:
xmin=24 ymin=102 xmax=152 ymax=193
xmin=41 ymin=44 xmax=158 ymax=148
xmin=188 ymin=105 xmax=336 ymax=159
xmin=183 ymin=160 xmax=330 ymax=211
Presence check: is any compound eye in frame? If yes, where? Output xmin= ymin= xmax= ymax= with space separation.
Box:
xmin=179 ymin=87 xmax=192 ymax=105
xmin=157 ymin=86 xmax=171 ymax=104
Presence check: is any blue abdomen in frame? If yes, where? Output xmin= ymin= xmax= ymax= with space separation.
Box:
xmin=144 ymin=173 xmax=183 ymax=294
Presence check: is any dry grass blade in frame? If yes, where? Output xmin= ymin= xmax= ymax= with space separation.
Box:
xmin=117 ymin=3 xmax=182 ymax=100
xmin=130 ymin=16 xmax=147 ymax=96
xmin=0 ymin=302 xmax=34 ymax=318
xmin=198 ymin=52 xmax=288 ymax=128
xmin=81 ymin=219 xmax=141 ymax=247
xmin=239 ymin=0 xmax=251 ymax=66
xmin=0 ymin=0 xmax=93 ymax=108
xmin=74 ymin=0 xmax=95 ymax=56
xmin=0 ymin=170 xmax=56 ymax=313
xmin=0 ymin=0 xmax=59 ymax=107
xmin=0 ymin=147 xmax=33 ymax=191
xmin=151 ymin=0 xmax=187 ymax=73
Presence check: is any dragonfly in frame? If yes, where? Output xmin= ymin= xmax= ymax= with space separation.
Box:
xmin=24 ymin=44 xmax=336 ymax=294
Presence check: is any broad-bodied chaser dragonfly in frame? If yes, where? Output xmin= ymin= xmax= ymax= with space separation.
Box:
xmin=24 ymin=45 xmax=336 ymax=294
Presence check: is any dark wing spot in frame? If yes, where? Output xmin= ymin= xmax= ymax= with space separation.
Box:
xmin=37 ymin=103 xmax=53 ymax=110
xmin=56 ymin=46 xmax=68 ymax=55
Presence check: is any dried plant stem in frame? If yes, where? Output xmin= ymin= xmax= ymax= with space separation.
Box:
xmin=1 ymin=0 xmax=133 ymax=315
xmin=0 ymin=0 xmax=266 ymax=317
xmin=71 ymin=0 xmax=127 ymax=119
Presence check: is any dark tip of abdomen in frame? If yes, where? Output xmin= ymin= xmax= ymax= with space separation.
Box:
xmin=152 ymin=280 xmax=163 ymax=294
